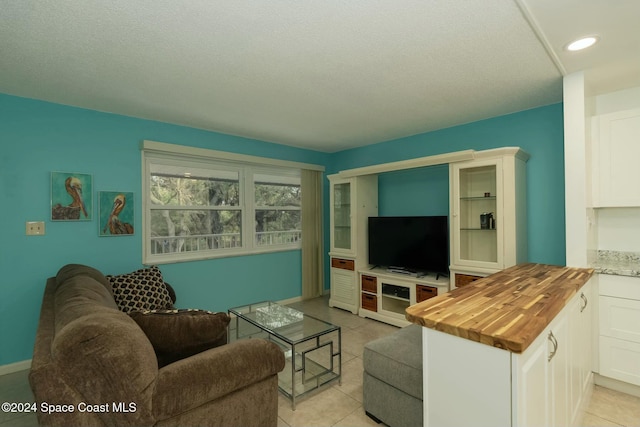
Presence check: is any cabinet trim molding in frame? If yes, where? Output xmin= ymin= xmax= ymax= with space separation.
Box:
xmin=336 ymin=147 xmax=530 ymax=178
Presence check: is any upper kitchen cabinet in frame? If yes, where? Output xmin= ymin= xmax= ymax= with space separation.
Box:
xmin=592 ymin=108 xmax=640 ymax=207
xmin=449 ymin=148 xmax=528 ymax=288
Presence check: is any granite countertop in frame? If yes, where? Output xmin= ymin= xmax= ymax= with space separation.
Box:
xmin=591 ymin=250 xmax=640 ymax=277
xmin=405 ymin=263 xmax=594 ymax=354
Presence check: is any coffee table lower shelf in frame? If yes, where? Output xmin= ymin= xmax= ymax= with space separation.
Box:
xmin=278 ymin=345 xmax=342 ymax=408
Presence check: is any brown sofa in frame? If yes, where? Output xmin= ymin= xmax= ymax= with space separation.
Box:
xmin=29 ymin=264 xmax=285 ymax=427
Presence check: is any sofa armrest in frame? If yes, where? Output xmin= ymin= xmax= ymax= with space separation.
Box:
xmin=152 ymin=339 xmax=285 ymax=419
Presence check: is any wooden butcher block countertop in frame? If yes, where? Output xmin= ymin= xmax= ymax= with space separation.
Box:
xmin=405 ymin=263 xmax=594 ymax=353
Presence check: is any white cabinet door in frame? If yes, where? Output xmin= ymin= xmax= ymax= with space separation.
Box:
xmin=450 ymin=157 xmax=504 ymax=270
xmin=549 ymin=311 xmax=570 ymax=427
xmin=598 ymin=274 xmax=640 ymax=387
xmin=515 ymin=286 xmax=591 ymax=427
xmin=329 ymin=177 xmax=354 ymax=255
xmin=599 ymin=336 xmax=640 ymax=386
xmin=329 ymin=267 xmax=357 ymax=313
xmin=593 ymin=108 xmax=640 ymax=207
xmin=515 ymin=335 xmax=550 ymax=427
xmin=569 ymin=284 xmax=593 ymax=424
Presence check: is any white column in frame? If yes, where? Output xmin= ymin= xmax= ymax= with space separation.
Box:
xmin=563 ymin=72 xmax=588 ymax=267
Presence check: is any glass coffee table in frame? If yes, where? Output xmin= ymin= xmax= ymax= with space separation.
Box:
xmin=228 ymin=301 xmax=341 ymax=410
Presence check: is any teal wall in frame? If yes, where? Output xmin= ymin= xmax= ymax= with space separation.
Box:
xmin=0 ymin=94 xmax=330 ymax=366
xmin=329 ymin=104 xmax=566 ymax=268
xmin=0 ymin=94 xmax=565 ymax=367
xmin=378 ymin=165 xmax=450 ymax=216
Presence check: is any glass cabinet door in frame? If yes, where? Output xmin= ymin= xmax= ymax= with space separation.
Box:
xmin=332 ymin=182 xmax=352 ymax=251
xmin=455 ymin=161 xmax=501 ymax=265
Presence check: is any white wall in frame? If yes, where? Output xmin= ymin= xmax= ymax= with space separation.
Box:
xmin=597 ymin=208 xmax=640 ymax=252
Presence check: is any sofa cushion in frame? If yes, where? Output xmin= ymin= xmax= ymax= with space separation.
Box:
xmin=129 ymin=309 xmax=230 ymax=367
xmin=363 ymin=324 xmax=423 ymax=400
xmin=107 ymin=266 xmax=174 ymax=313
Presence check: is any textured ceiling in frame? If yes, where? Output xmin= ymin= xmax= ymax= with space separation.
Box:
xmin=1 ymin=1 xmax=638 ymax=152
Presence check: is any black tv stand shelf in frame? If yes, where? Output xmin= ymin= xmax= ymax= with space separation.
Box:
xmin=382 ymin=283 xmax=410 ymax=300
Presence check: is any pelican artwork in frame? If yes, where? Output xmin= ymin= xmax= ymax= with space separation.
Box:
xmin=102 ymin=193 xmax=134 ymax=235
xmin=51 ymin=176 xmax=89 ymax=220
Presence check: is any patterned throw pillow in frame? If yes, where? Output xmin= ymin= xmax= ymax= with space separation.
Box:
xmin=107 ymin=266 xmax=174 ymax=313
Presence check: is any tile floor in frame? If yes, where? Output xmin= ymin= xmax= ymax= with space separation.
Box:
xmin=1 ymin=294 xmax=639 ymax=427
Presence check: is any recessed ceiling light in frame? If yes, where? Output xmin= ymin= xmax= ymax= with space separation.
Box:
xmin=565 ymin=36 xmax=599 ymax=52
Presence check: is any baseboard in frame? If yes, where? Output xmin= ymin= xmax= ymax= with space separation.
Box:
xmin=278 ymin=291 xmax=328 ymax=306
xmin=0 ymin=359 xmax=31 ymax=376
xmin=277 ymin=296 xmax=303 ymax=306
xmin=594 ymin=373 xmax=640 ymax=398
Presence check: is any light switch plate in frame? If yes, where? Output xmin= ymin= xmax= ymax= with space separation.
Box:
xmin=26 ymin=221 xmax=45 ymax=235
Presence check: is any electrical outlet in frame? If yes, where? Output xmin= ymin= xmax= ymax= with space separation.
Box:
xmin=26 ymin=221 xmax=45 ymax=236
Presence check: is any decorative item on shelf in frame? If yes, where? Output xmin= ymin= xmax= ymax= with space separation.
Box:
xmin=484 ymin=192 xmax=491 ymax=197
xmin=99 ymin=191 xmax=134 ymax=236
xmin=480 ymin=212 xmax=494 ymax=229
xmin=51 ymin=171 xmax=93 ymax=221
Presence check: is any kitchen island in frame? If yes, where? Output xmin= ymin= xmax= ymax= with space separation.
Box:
xmin=406 ymin=263 xmax=594 ymax=427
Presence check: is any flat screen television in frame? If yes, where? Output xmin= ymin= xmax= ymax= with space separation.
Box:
xmin=368 ymin=216 xmax=449 ymax=276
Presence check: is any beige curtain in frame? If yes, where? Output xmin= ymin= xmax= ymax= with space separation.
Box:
xmin=301 ymin=169 xmax=324 ymax=299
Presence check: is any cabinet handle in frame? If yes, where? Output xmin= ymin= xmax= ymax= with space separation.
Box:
xmin=547 ymin=331 xmax=558 ymax=362
xmin=580 ymin=293 xmax=588 ymax=313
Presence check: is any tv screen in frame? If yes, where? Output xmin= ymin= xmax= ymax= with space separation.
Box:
xmin=368 ymin=216 xmax=449 ymax=275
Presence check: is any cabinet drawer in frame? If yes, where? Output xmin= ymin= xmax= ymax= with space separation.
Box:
xmin=331 ymin=258 xmax=355 ymax=271
xmin=362 ymin=293 xmax=377 ymax=312
xmin=599 ymin=274 xmax=640 ymax=300
xmin=600 ymin=295 xmax=640 ymax=343
xmin=361 ymin=275 xmax=378 ymax=293
xmin=417 ymin=285 xmax=438 ymax=302
xmin=455 ymin=273 xmax=483 ymax=287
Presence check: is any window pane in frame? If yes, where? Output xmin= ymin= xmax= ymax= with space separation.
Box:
xmin=255 ymin=210 xmax=301 ymax=246
xmin=255 ymin=183 xmax=301 ymax=207
xmin=151 ymin=170 xmax=239 ymax=207
xmin=150 ymin=209 xmax=241 ymax=254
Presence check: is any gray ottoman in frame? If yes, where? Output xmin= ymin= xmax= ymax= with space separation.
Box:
xmin=363 ymin=324 xmax=423 ymax=427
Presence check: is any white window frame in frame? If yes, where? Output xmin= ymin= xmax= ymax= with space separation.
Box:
xmin=141 ymin=140 xmax=324 ymax=264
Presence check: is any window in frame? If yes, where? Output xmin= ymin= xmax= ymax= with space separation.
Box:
xmin=254 ymin=172 xmax=301 ymax=247
xmin=142 ymin=142 xmax=311 ymax=264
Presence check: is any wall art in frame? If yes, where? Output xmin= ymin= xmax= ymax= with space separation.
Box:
xmin=51 ymin=172 xmax=93 ymax=221
xmin=99 ymin=191 xmax=134 ymax=236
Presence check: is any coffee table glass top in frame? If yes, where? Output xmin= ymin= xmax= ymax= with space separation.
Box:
xmin=228 ymin=301 xmax=339 ymax=344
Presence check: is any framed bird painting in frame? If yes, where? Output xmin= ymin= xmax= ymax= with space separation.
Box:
xmin=51 ymin=172 xmax=93 ymax=221
xmin=99 ymin=191 xmax=134 ymax=236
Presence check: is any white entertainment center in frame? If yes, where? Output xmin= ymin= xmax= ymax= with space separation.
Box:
xmin=328 ymin=147 xmax=528 ymax=327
